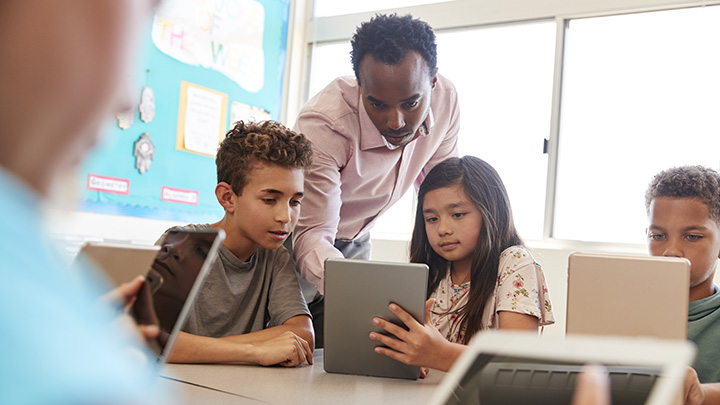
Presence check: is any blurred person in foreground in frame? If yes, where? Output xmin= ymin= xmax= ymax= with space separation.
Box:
xmin=0 ymin=0 xmax=168 ymax=403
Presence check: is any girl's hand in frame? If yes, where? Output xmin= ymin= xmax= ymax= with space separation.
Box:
xmin=369 ymin=298 xmax=463 ymax=372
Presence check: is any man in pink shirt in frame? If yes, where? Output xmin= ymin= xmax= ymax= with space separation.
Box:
xmin=292 ymin=14 xmax=460 ymax=346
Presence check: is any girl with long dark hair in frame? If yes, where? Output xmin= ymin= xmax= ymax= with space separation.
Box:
xmin=370 ymin=156 xmax=554 ymax=373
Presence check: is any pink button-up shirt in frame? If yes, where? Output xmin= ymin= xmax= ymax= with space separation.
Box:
xmin=293 ymin=75 xmax=460 ymax=293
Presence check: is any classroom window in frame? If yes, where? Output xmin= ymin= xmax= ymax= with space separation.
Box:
xmin=435 ymin=21 xmax=556 ymax=241
xmin=313 ymin=0 xmax=454 ymax=18
xmin=307 ymin=42 xmax=353 ymax=99
xmin=554 ymin=6 xmax=720 ymax=244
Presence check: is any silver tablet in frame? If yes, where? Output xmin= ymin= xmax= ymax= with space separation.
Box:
xmin=323 ymin=258 xmax=429 ymax=380
xmin=131 ymin=229 xmax=225 ymax=364
xmin=76 ymin=242 xmax=160 ymax=287
xmin=567 ymin=252 xmax=690 ymax=340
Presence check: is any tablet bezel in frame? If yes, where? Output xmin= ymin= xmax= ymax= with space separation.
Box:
xmin=142 ymin=229 xmax=225 ymax=364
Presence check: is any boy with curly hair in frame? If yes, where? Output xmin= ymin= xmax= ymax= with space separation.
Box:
xmin=163 ymin=120 xmax=315 ymax=367
xmin=645 ymin=165 xmax=720 ymax=404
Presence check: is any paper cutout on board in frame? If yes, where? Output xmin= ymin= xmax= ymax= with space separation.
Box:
xmin=176 ymin=81 xmax=228 ymax=157
xmin=151 ymin=0 xmax=266 ymax=93
xmin=116 ymin=110 xmax=134 ymax=130
xmin=230 ymin=101 xmax=271 ymax=127
xmin=139 ymin=70 xmax=156 ymax=123
xmin=139 ymin=86 xmax=155 ymax=123
xmin=134 ymin=133 xmax=155 ymax=174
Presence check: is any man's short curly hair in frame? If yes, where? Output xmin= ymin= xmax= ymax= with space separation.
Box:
xmin=216 ymin=120 xmax=313 ymax=195
xmin=645 ymin=165 xmax=720 ymax=223
xmin=350 ymin=13 xmax=437 ymax=85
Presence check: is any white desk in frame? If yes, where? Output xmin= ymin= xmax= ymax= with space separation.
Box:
xmin=161 ymin=349 xmax=446 ymax=404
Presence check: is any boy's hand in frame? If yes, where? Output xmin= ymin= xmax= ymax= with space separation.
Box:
xmin=101 ymin=275 xmax=160 ymax=342
xmin=683 ymin=367 xmax=706 ymax=405
xmin=101 ymin=275 xmax=146 ymax=310
xmin=369 ymin=299 xmax=460 ymax=372
xmin=250 ymin=331 xmax=313 ymax=367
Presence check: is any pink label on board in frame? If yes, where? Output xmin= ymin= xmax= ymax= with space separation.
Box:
xmin=161 ymin=186 xmax=199 ymax=205
xmin=87 ymin=174 xmax=130 ymax=195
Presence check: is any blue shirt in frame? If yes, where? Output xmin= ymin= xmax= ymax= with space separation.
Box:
xmin=0 ymin=168 xmax=164 ymax=404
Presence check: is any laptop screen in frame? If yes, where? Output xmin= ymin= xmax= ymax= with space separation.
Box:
xmin=443 ymin=354 xmax=660 ymax=405
xmin=131 ymin=229 xmax=222 ymax=360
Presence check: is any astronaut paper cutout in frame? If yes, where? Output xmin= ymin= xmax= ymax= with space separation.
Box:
xmin=134 ymin=133 xmax=155 ymax=174
xmin=139 ymin=70 xmax=156 ymax=123
xmin=139 ymin=86 xmax=155 ymax=123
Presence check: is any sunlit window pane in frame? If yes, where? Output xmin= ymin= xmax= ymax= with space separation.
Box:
xmin=554 ymin=6 xmax=720 ymax=244
xmin=436 ymin=22 xmax=556 ymax=240
xmin=307 ymin=42 xmax=353 ymax=99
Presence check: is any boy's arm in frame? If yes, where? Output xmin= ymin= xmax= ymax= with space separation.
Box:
xmin=167 ymin=329 xmax=312 ymax=366
xmin=253 ymin=245 xmax=315 ymax=349
xmin=219 ymin=315 xmax=314 ymax=349
xmin=700 ymin=384 xmax=720 ymax=405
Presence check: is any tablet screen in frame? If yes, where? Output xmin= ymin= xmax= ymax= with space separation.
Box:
xmin=131 ymin=230 xmax=220 ymax=358
xmin=444 ymin=354 xmax=659 ymax=405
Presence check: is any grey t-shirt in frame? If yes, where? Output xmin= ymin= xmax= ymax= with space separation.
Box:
xmin=162 ymin=224 xmax=311 ymax=338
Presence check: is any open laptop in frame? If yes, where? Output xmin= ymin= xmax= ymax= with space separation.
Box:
xmin=76 ymin=242 xmax=160 ymax=286
xmin=566 ymin=252 xmax=690 ymax=340
xmin=323 ymin=258 xmax=429 ymax=380
xmin=429 ymin=330 xmax=696 ymax=405
xmin=130 ymin=229 xmax=225 ymax=363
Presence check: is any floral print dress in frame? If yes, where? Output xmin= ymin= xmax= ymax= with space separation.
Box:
xmin=429 ymin=245 xmax=555 ymax=343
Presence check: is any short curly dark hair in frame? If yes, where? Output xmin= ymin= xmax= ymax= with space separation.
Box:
xmin=645 ymin=165 xmax=720 ymax=223
xmin=216 ymin=120 xmax=313 ymax=195
xmin=350 ymin=13 xmax=437 ymax=85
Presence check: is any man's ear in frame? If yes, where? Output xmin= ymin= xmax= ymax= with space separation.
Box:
xmin=215 ymin=182 xmax=236 ymax=213
xmin=431 ymin=73 xmax=438 ymax=90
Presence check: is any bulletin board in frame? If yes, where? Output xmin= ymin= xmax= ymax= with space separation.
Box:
xmin=79 ymin=0 xmax=291 ymax=223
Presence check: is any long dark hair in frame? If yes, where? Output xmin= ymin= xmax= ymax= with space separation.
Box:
xmin=410 ymin=156 xmax=523 ymax=344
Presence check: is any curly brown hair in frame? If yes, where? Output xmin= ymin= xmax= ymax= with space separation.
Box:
xmin=216 ymin=120 xmax=313 ymax=195
xmin=645 ymin=165 xmax=720 ymax=223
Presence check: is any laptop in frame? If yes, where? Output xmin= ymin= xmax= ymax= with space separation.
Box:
xmin=429 ymin=330 xmax=696 ymax=405
xmin=566 ymin=252 xmax=690 ymax=340
xmin=323 ymin=258 xmax=429 ymax=380
xmin=130 ymin=229 xmax=225 ymax=363
xmin=76 ymin=242 xmax=160 ymax=286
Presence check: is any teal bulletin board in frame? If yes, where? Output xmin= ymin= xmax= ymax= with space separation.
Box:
xmin=79 ymin=0 xmax=291 ymax=223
